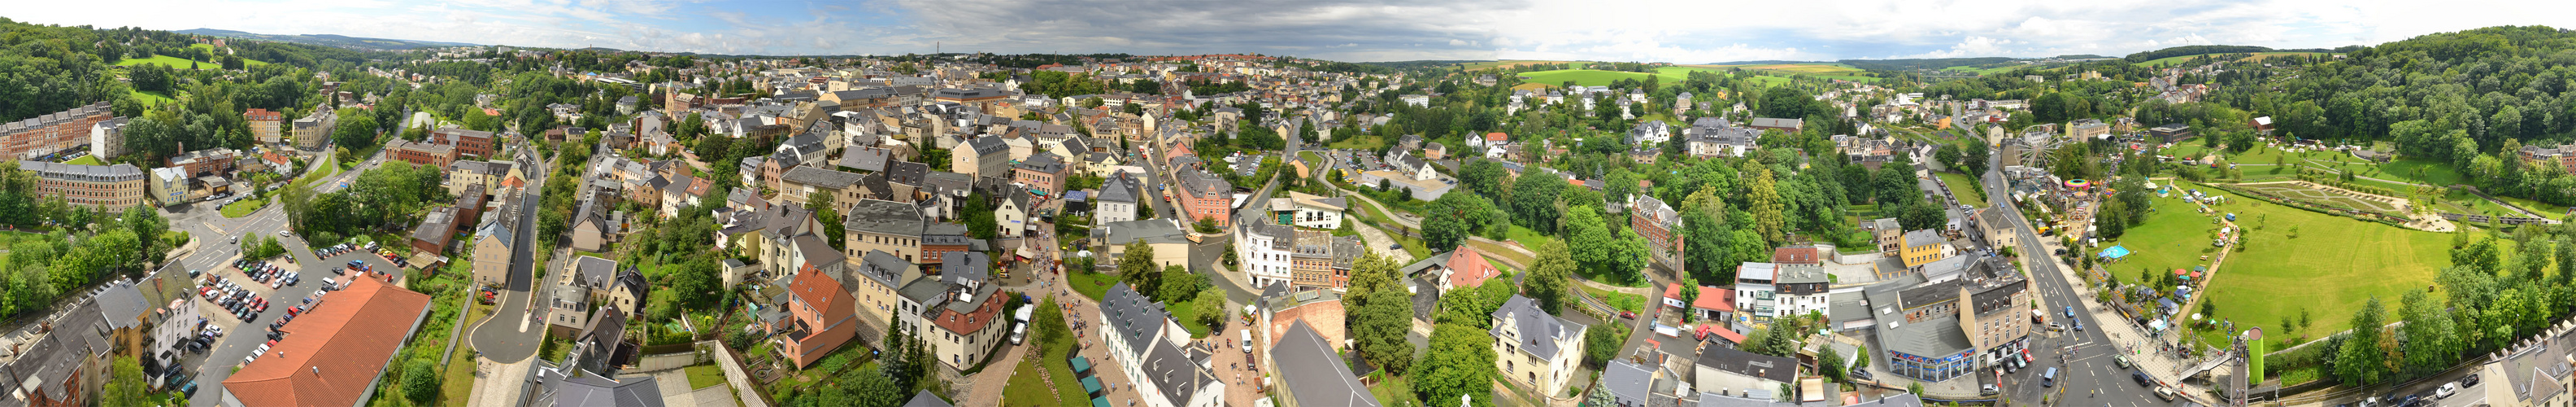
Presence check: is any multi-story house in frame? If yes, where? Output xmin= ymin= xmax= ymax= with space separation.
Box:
xmin=780 ymin=265 xmax=858 ymax=368
xmin=470 ymin=189 xmax=524 ymax=287
xmin=0 ymin=102 xmax=111 ymax=160
xmin=20 ymin=160 xmax=145 ymax=209
xmin=1236 ymin=223 xmax=1295 ymax=288
xmin=1492 ymin=295 xmax=1587 ymax=396
xmin=385 ymin=138 xmax=458 ymax=169
xmin=848 ymin=250 xmax=919 ymax=329
xmin=1173 ymin=168 xmax=1234 ymax=227
xmin=952 ymin=136 xmax=1012 ymax=178
xmin=1013 ymin=151 xmax=1072 ymax=196
xmin=1099 ymin=283 xmax=1226 ymax=407
xmin=1865 ymin=218 xmax=1903 ymax=256
xmin=244 ymin=108 xmax=284 ymax=145
xmin=430 ymin=128 xmax=497 ymax=159
xmin=1095 ymin=173 xmax=1142 ymax=226
xmin=1695 ymin=344 xmax=1797 ymax=400
xmin=1630 ymin=195 xmax=1683 ymax=274
xmin=1286 ymin=230 xmax=1361 ymax=290
xmin=1900 ymin=230 xmax=1956 ymax=270
xmin=1733 ymin=262 xmax=1830 ymax=327
xmin=1268 ymin=191 xmax=1346 ymax=230
xmin=911 ymin=256 xmax=1007 ymax=370
xmin=843 ymin=199 xmax=926 ymax=262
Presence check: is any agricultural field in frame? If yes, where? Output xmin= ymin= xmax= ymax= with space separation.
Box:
xmin=115 ymin=46 xmax=269 ymax=69
xmin=1459 ymin=60 xmax=1590 ymax=70
xmin=2108 ymin=182 xmax=2451 ymax=347
xmin=2135 ymin=52 xmax=2333 ymax=68
xmin=2230 ymin=182 xmax=2409 ymax=216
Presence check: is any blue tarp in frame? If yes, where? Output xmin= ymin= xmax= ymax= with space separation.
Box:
xmin=2099 ymin=245 xmax=2132 ymax=259
xmin=2158 ymin=298 xmax=2178 ymax=311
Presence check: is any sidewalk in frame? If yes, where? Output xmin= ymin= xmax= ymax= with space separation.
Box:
xmin=2038 ymin=239 xmax=2217 ymax=404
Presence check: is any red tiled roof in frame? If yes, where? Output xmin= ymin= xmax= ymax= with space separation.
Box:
xmin=1698 ymin=323 xmax=1747 ymax=344
xmin=1664 ymin=283 xmax=1683 ymax=302
xmin=220 ymin=276 xmax=432 ymax=407
xmin=930 ymin=290 xmax=1007 ymax=336
xmin=1485 ymin=132 xmax=1508 ymax=142
xmin=790 ymin=265 xmax=851 ymax=326
xmin=1693 ymin=287 xmax=1734 ymax=312
xmin=1445 ymin=246 xmax=1498 ymax=288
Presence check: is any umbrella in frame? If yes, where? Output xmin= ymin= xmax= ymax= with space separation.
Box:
xmin=2191 ymin=313 xmax=2202 ymax=320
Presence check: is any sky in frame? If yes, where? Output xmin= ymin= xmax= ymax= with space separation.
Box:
xmin=11 ymin=0 xmax=2576 ymax=63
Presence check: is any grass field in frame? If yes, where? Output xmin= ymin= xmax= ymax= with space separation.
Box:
xmin=1001 ymin=317 xmax=1094 ymax=407
xmin=2115 ymin=183 xmax=2451 ymax=346
xmin=61 ymin=155 xmax=103 ymax=165
xmin=1936 ymin=172 xmax=1989 ymax=207
xmin=2136 ymin=52 xmax=2333 ymax=68
xmin=1582 ymin=286 xmax=1646 ymax=313
xmin=1516 ymin=66 xmax=1744 ymax=88
xmin=128 ymin=90 xmax=176 ymax=106
xmin=1068 ymin=271 xmax=1117 ymax=301
xmin=685 ymin=364 xmax=728 ymax=389
xmin=221 ymin=196 xmax=270 ymax=217
xmin=1459 ymin=60 xmax=1592 ymax=70
xmin=1327 ymin=133 xmax=1387 ymax=151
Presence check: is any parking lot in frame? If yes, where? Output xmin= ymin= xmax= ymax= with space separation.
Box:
xmin=182 ymin=234 xmax=415 ymax=406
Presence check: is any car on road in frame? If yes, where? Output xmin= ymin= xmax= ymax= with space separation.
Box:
xmin=2464 ymin=374 xmax=2482 ymax=387
xmin=2065 ymin=306 xmax=2075 ymax=318
xmin=2438 ymin=383 xmax=2457 ymax=399
xmin=1620 ymin=311 xmax=1636 ymax=319
xmin=2074 ymin=322 xmax=2084 ymax=331
xmin=2134 ymin=371 xmax=2153 ymax=387
xmin=277 ymin=230 xmax=290 ymax=238
xmin=2041 ymin=367 xmax=2057 ymax=387
xmin=2113 ymin=356 xmax=2131 ymax=369
xmin=2156 ymin=387 xmax=2178 ymax=401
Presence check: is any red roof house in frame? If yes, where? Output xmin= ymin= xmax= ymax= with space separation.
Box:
xmin=220 ymin=276 xmax=433 ymax=407
xmin=1441 ymin=245 xmax=1499 ymax=292
xmin=1771 ymin=246 xmax=1821 ymax=265
xmin=781 ymin=265 xmax=859 ymax=368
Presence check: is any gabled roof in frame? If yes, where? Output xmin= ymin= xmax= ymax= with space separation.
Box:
xmin=220 ymin=277 xmax=433 ymax=407
xmin=545 ymin=374 xmax=664 ymax=407
xmin=1445 ymin=246 xmax=1499 ymax=288
xmin=1097 ymin=173 xmax=1141 ymax=204
xmin=1272 ymin=320 xmax=1382 ymax=407
xmin=1492 ymin=295 xmax=1582 ymax=361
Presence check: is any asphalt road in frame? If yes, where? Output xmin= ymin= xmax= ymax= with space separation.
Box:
xmin=1978 ymin=147 xmax=2162 ymax=405
xmin=471 ymin=144 xmax=550 ymax=364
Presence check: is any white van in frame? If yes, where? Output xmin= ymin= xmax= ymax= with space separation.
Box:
xmin=2041 ymin=367 xmax=2058 ymax=387
xmin=1010 ymin=322 xmax=1028 ymax=345
xmin=1239 ymin=330 xmax=1253 ymax=353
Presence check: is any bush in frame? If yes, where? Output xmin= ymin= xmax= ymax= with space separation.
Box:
xmin=402 ymin=359 xmax=439 ymax=403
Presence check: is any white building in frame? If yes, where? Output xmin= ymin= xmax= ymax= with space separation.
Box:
xmin=1236 ymin=223 xmax=1297 ymax=288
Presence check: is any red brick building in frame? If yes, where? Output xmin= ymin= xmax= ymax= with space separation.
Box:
xmin=0 ymin=102 xmax=111 ymax=160
xmin=1630 ymin=195 xmax=1683 ymax=274
xmin=430 ymin=128 xmax=496 ymax=159
xmin=386 ymin=138 xmax=459 ymax=169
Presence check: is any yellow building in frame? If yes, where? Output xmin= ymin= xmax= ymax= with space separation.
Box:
xmin=1899 ymin=229 xmax=1955 ymax=269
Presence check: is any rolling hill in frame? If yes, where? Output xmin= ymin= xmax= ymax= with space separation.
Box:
xmin=177 ymin=28 xmax=478 ymax=50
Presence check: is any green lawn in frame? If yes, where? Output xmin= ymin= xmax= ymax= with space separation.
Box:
xmin=2121 ymin=183 xmax=2452 ymax=346
xmin=1001 ymin=322 xmax=1094 ymax=407
xmin=1327 ymin=133 xmax=1386 ymax=151
xmin=1168 ymin=298 xmax=1212 ymax=338
xmin=221 ymin=196 xmax=268 ymax=218
xmin=1368 ymin=374 xmax=1422 ymax=407
xmin=1936 ymin=172 xmax=1989 ymax=208
xmin=685 ymin=364 xmax=728 ymax=388
xmin=1516 ymin=67 xmax=1734 ymax=88
xmin=128 ymin=90 xmax=176 ymax=106
xmin=1068 ymin=271 xmax=1118 ymax=301
xmin=116 ymin=46 xmax=269 ymax=69
xmin=295 ymin=153 xmax=342 ymax=187
xmin=61 ymin=155 xmax=104 ymax=166
xmin=1581 ymin=286 xmax=1646 ymax=313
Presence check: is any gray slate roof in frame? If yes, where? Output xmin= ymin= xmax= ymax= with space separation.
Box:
xmin=1493 ymin=295 xmax=1582 ymax=361
xmin=1273 ymin=320 xmax=1381 ymax=407
xmin=844 ymin=199 xmax=925 ymax=236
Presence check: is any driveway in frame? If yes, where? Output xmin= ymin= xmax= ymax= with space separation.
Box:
xmin=471 ymin=147 xmax=553 ymax=364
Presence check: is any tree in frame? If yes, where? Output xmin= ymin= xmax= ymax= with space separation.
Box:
xmin=1962 ymin=142 xmax=1991 ymax=176
xmin=1818 ymin=346 xmax=1848 ymax=383
xmin=1353 ymin=288 xmax=1416 ymax=375
xmin=105 ymin=357 xmax=146 ymax=407
xmin=2399 ymin=290 xmax=2456 ymax=378
xmin=2335 ymin=297 xmax=2389 ymax=386
xmin=672 ymin=257 xmax=721 ymax=310
xmin=1934 ymin=144 xmax=1962 ymax=171
xmin=332 ymin=107 xmax=380 ymax=151
xmin=1116 ymin=241 xmax=1162 ymax=295
xmin=846 ymin=367 xmax=908 ymax=407
xmin=1414 ymin=324 xmax=1499 ymax=407
xmin=1743 ymin=164 xmax=1785 ymax=243
xmin=1522 ymin=241 xmax=1575 ymax=312
xmin=404 ymin=358 xmax=441 ymax=403
xmin=1564 ymin=206 xmax=1619 ymax=279
xmin=1508 ymin=173 xmax=1564 ymax=234
xmin=1583 ymin=321 xmax=1625 ymax=368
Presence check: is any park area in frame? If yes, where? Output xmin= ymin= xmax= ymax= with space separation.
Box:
xmin=2230 ymin=182 xmax=2408 ymax=217
xmin=2102 ymin=182 xmax=2451 ymax=347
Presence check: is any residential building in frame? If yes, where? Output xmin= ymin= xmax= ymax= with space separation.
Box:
xmin=849 ymin=250 xmax=920 ymax=327
xmin=20 ymin=160 xmax=145 ymax=209
xmin=1269 ymin=191 xmax=1346 ymax=230
xmin=2069 ymin=119 xmax=2110 ymax=140
xmin=1493 ymin=295 xmax=1587 ymax=396
xmin=1269 ymin=320 xmax=1381 ymax=407
xmin=1865 ymin=218 xmax=1903 ymax=255
xmin=1686 ymin=118 xmax=1758 ymax=158
xmin=1236 ymin=223 xmax=1295 ymax=288
xmin=1098 ymin=283 xmax=1225 ymax=407
xmin=781 ymin=264 xmax=859 ymax=368
xmin=147 ymin=167 xmax=187 ymax=207
xmin=1748 ymin=117 xmax=1803 ymax=133
xmin=89 ymin=117 xmax=128 ymax=160
xmin=386 ymin=138 xmax=458 ymax=169
xmin=1695 ymin=344 xmax=1799 ymax=400
xmin=0 ymin=102 xmax=111 ymax=159
xmin=1976 ymin=208 xmax=2018 ymax=250
xmin=245 ymin=108 xmax=284 ymax=145
xmin=411 ymin=206 xmax=460 ymax=254
xmin=1631 ymin=195 xmax=1683 ymax=274
xmin=1095 ymin=173 xmax=1142 ymax=226
xmin=953 ymin=136 xmax=1012 ymax=177
xmin=431 ymin=128 xmax=498 ymax=159
xmin=776 ymin=166 xmax=884 ymax=214
xmin=1734 ymin=262 xmax=1830 ymax=327
xmin=1287 ymin=230 xmax=1361 ymax=290
xmin=219 ymin=277 xmax=433 ymax=407
xmin=1173 ymin=168 xmax=1234 ymax=227
xmin=916 ymin=257 xmax=1007 ymax=370
xmin=448 ymin=160 xmax=521 ymax=199
xmin=166 ymin=147 xmax=238 ymax=177
xmin=1013 ymin=151 xmax=1072 ymax=196
xmin=470 ymin=189 xmax=524 ymax=287
xmin=292 ymin=107 xmax=335 ymax=151
xmin=1598 ymin=361 xmax=1656 ymax=407
xmin=1098 ymin=219 xmax=1199 ymax=272
xmin=844 ymin=199 xmax=927 ymax=262
xmin=1899 ymin=230 xmax=1955 ymax=269
xmin=545 ymin=256 xmax=620 ymax=338
xmin=1434 ymin=245 xmax=1499 ymax=294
